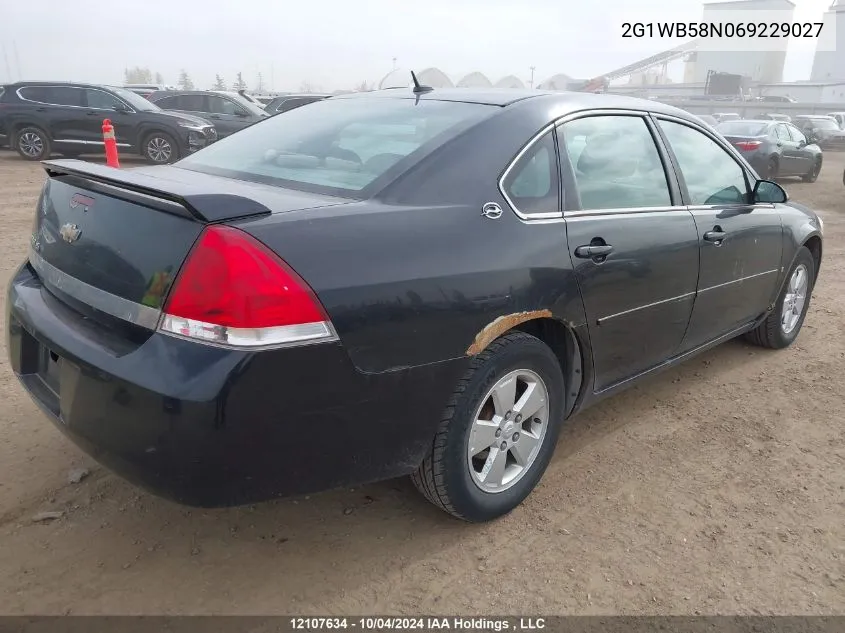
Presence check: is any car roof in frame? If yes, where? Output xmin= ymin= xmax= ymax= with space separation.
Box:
xmin=8 ymin=80 xmax=117 ymax=90
xmin=331 ymin=88 xmax=709 ymax=119
xmin=720 ymin=119 xmax=772 ymax=124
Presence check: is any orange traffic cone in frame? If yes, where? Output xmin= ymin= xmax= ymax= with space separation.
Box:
xmin=102 ymin=119 xmax=120 ymax=168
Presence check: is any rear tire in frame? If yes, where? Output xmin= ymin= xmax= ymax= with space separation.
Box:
xmin=412 ymin=331 xmax=565 ymax=522
xmin=745 ymin=246 xmax=815 ymax=349
xmin=802 ymin=157 xmax=822 ymax=183
xmin=142 ymin=131 xmax=179 ymax=164
xmin=15 ymin=126 xmax=50 ymax=161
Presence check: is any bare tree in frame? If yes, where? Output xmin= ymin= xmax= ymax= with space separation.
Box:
xmin=255 ymin=72 xmax=265 ymax=92
xmin=177 ymin=69 xmax=194 ymax=90
xmin=154 ymin=72 xmax=164 ymax=84
xmin=124 ymin=67 xmax=153 ymax=84
xmin=232 ymin=72 xmax=247 ymax=91
xmin=212 ymin=74 xmax=226 ymax=90
xmin=354 ymin=80 xmax=371 ymax=92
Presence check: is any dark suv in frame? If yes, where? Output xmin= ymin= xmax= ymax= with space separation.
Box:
xmin=264 ymin=93 xmax=331 ymax=115
xmin=0 ymin=81 xmax=217 ymax=163
xmin=147 ymin=90 xmax=268 ymax=138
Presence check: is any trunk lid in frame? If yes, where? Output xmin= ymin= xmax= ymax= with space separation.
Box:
xmin=30 ymin=159 xmax=351 ymax=326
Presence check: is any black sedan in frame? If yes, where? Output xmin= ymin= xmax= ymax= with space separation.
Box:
xmin=7 ymin=88 xmax=824 ymax=522
xmin=717 ymin=119 xmax=823 ymax=182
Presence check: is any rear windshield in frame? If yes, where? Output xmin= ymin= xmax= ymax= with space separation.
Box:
xmin=177 ymin=97 xmax=495 ymax=197
xmin=718 ymin=121 xmax=769 ymax=136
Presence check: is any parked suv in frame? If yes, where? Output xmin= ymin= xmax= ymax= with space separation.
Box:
xmin=0 ymin=82 xmax=217 ymax=163
xmin=147 ymin=90 xmax=268 ymax=138
xmin=793 ymin=115 xmax=845 ymax=150
xmin=264 ymin=93 xmax=331 ymax=115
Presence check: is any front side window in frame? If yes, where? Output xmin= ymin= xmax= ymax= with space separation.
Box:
xmin=501 ymin=131 xmax=559 ymax=215
xmin=208 ymin=96 xmax=246 ymax=116
xmin=86 ymin=89 xmax=123 ymax=110
xmin=775 ymin=124 xmax=789 ymax=141
xmin=658 ymin=119 xmax=749 ymax=206
xmin=560 ymin=115 xmax=671 ymax=210
xmin=787 ymin=125 xmax=807 ymax=144
xmin=178 ymin=98 xmax=494 ymax=197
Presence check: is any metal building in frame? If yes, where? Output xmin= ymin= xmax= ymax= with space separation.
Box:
xmin=811 ymin=0 xmax=845 ymax=81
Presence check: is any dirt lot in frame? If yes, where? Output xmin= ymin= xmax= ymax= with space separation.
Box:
xmin=0 ymin=150 xmax=843 ymax=616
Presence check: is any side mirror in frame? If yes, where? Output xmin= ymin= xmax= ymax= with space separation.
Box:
xmin=113 ymin=103 xmax=131 ymax=113
xmin=753 ymin=179 xmax=788 ymax=204
xmin=234 ymin=110 xmax=248 ymax=117
xmin=798 ymin=139 xmax=807 ymax=148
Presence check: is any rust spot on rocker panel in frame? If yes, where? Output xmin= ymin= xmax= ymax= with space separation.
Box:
xmin=465 ymin=310 xmax=553 ymax=356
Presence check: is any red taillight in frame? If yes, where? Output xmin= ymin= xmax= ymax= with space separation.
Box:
xmin=159 ymin=225 xmax=336 ymax=348
xmin=734 ymin=140 xmax=762 ymax=151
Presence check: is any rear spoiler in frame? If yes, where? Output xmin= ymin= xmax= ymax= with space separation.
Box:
xmin=42 ymin=159 xmax=273 ymax=223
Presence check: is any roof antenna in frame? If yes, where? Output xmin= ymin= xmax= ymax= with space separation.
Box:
xmin=410 ymin=70 xmax=433 ymax=95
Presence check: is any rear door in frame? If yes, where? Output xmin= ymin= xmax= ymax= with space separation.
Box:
xmin=774 ymin=122 xmax=802 ymax=176
xmin=557 ymin=112 xmax=700 ymax=392
xmin=17 ymin=86 xmax=86 ymax=142
xmin=654 ymin=116 xmax=783 ymax=351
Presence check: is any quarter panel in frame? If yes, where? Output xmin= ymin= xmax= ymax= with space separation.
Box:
xmin=237 ymin=203 xmax=584 ymax=374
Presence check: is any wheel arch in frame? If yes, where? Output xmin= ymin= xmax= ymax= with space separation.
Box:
xmin=803 ymin=234 xmax=823 ymax=282
xmin=465 ymin=314 xmax=585 ymax=419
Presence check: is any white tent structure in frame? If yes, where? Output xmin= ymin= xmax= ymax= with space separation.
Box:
xmin=379 ymin=68 xmax=411 ymax=89
xmin=457 ymin=72 xmax=493 ymax=88
xmin=417 ymin=68 xmax=454 ymax=88
xmin=537 ymin=73 xmax=574 ymax=91
xmin=495 ymin=75 xmax=526 ymax=89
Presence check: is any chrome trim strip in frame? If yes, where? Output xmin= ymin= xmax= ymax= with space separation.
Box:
xmin=597 ymin=291 xmax=696 ymax=325
xmin=698 ymin=269 xmax=779 ymax=293
xmin=565 ymin=205 xmax=687 ymax=218
xmin=55 ymin=139 xmax=131 ymax=147
xmin=28 ymin=248 xmax=161 ymax=330
xmin=16 ymin=86 xmax=135 ymax=113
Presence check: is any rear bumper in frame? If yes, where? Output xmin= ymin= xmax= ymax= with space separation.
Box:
xmin=7 ymin=262 xmax=464 ymax=506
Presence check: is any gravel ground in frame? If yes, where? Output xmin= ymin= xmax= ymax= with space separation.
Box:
xmin=0 ymin=150 xmax=843 ymax=615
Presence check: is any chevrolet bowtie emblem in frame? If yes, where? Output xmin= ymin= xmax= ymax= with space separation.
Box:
xmin=60 ymin=223 xmax=81 ymax=243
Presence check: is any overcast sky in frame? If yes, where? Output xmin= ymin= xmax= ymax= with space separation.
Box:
xmin=0 ymin=0 xmax=834 ymax=91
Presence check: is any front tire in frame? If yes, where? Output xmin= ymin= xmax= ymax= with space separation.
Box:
xmin=745 ymin=246 xmax=815 ymax=349
xmin=802 ymin=157 xmax=822 ymax=183
xmin=15 ymin=126 xmax=51 ymax=160
xmin=412 ymin=331 xmax=565 ymax=522
xmin=142 ymin=131 xmax=179 ymax=164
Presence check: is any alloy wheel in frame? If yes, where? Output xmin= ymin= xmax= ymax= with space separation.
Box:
xmin=147 ymin=137 xmax=173 ymax=163
xmin=781 ymin=263 xmax=808 ymax=335
xmin=467 ymin=369 xmax=549 ymax=493
xmin=19 ymin=132 xmax=44 ymax=158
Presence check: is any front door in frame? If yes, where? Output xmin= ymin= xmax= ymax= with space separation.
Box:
xmin=205 ymin=95 xmax=249 ymax=138
xmin=82 ymin=88 xmax=136 ymax=147
xmin=655 ymin=117 xmax=783 ymax=351
xmin=557 ymin=113 xmax=700 ymax=392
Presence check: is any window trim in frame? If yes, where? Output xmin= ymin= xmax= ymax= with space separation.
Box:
xmin=16 ymin=85 xmax=86 ymax=108
xmin=498 ymin=124 xmax=562 ymax=220
xmin=650 ymin=113 xmax=769 ymax=210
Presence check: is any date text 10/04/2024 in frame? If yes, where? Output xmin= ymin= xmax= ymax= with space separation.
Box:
xmin=290 ymin=617 xmax=547 ymax=631
xmin=622 ymin=21 xmax=823 ymax=38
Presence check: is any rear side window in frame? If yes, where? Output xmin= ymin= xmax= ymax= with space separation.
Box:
xmin=18 ymin=86 xmax=84 ymax=106
xmin=501 ymin=131 xmax=559 ymax=215
xmin=658 ymin=119 xmax=749 ymax=206
xmin=560 ymin=115 xmax=671 ymax=211
xmin=178 ymin=98 xmax=494 ymax=197
xmin=176 ymin=95 xmax=207 ymax=111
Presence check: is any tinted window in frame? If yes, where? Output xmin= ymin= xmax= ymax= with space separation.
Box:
xmin=85 ymin=89 xmax=123 ymax=110
xmin=19 ymin=86 xmax=83 ymax=106
xmin=179 ymin=98 xmax=493 ymax=197
xmin=560 ymin=115 xmax=671 ymax=210
xmin=175 ymin=95 xmax=206 ymax=111
xmin=208 ymin=96 xmax=246 ymax=116
xmin=501 ymin=132 xmax=559 ymax=215
xmin=787 ymin=125 xmax=806 ymax=144
xmin=659 ymin=120 xmax=749 ymax=206
xmin=154 ymin=95 xmax=180 ymax=109
xmin=718 ymin=121 xmax=769 ymax=136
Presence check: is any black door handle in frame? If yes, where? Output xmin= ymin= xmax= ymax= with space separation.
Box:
xmin=574 ymin=244 xmax=614 ymax=259
xmin=704 ymin=230 xmax=726 ymax=243
xmin=86 ymin=111 xmax=98 ymax=116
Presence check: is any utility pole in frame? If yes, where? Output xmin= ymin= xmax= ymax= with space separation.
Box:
xmin=392 ymin=57 xmax=397 ymax=70
xmin=529 ymin=66 xmax=536 ymax=88
xmin=2 ymin=44 xmax=10 ymax=82
xmin=13 ymin=41 xmax=22 ymax=80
